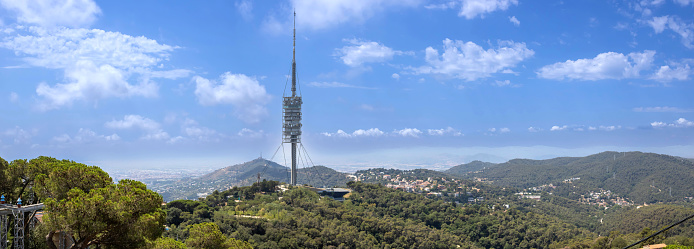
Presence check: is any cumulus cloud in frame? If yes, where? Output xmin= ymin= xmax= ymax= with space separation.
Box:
xmin=392 ymin=73 xmax=400 ymax=80
xmin=430 ymin=0 xmax=518 ymax=19
xmin=458 ymin=0 xmax=518 ymax=19
xmin=105 ymin=115 xmax=170 ymax=140
xmin=537 ymin=50 xmax=655 ymax=81
xmin=193 ymin=72 xmax=271 ymax=123
xmin=413 ymin=39 xmax=534 ymax=81
xmin=649 ymin=63 xmax=692 ymax=82
xmin=335 ymin=39 xmax=409 ymax=67
xmin=633 ymin=106 xmax=692 ymax=113
xmin=394 ymin=128 xmax=423 ymax=137
xmin=509 ymin=16 xmax=520 ymax=26
xmin=647 ymin=16 xmax=694 ymax=49
xmin=0 ymin=0 xmax=101 ymax=28
xmin=651 ymin=118 xmax=694 ymax=128
xmin=427 ymin=127 xmax=462 ymax=136
xmin=321 ymin=128 xmax=385 ymax=137
xmin=0 ymin=26 xmax=189 ymax=110
xmin=527 ymin=127 xmax=542 ymax=132
xmin=105 ymin=115 xmax=160 ymax=130
xmin=550 ymin=125 xmax=568 ymax=131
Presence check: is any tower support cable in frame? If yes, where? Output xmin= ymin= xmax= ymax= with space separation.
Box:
xmin=622 ymin=212 xmax=694 ymax=249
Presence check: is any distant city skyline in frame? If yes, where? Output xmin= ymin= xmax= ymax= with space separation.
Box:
xmin=0 ymin=0 xmax=692 ymax=171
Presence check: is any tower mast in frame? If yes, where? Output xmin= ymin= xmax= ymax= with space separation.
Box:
xmin=283 ymin=11 xmax=302 ymax=186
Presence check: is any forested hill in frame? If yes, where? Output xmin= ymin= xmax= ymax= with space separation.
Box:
xmin=150 ymin=158 xmax=350 ymax=201
xmin=444 ymin=160 xmax=498 ymax=176
xmin=466 ymin=151 xmax=694 ymax=204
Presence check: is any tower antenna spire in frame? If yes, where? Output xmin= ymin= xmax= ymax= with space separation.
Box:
xmin=291 ymin=10 xmax=296 ymax=97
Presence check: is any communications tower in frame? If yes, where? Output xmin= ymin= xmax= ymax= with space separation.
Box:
xmin=283 ymin=12 xmax=302 ymax=186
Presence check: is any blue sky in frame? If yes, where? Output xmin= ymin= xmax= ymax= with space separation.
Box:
xmin=0 ymin=0 xmax=693 ymax=172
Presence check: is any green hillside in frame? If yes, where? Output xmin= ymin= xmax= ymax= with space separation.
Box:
xmin=151 ymin=158 xmax=350 ymax=201
xmin=467 ymin=151 xmax=694 ymax=204
xmin=444 ymin=160 xmax=498 ymax=176
xmin=597 ymin=204 xmax=694 ymax=237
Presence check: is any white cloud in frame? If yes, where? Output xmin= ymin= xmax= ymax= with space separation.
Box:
xmin=238 ymin=128 xmax=264 ymax=138
xmin=335 ymin=39 xmax=409 ymax=67
xmin=494 ymin=80 xmax=511 ymax=87
xmin=394 ymin=128 xmax=422 ymax=137
xmin=354 ymin=128 xmax=386 ymax=137
xmin=674 ymin=0 xmax=694 ymax=5
xmin=105 ymin=115 xmax=161 ymax=131
xmin=509 ymin=16 xmax=520 ymax=26
xmin=427 ymin=127 xmax=462 ymax=136
xmin=141 ymin=130 xmax=170 ymax=141
xmin=413 ymin=39 xmax=534 ymax=81
xmin=650 ymin=121 xmax=667 ymax=128
xmin=598 ymin=125 xmax=621 ymax=131
xmin=193 ymin=72 xmax=271 ymax=124
xmin=647 ymin=16 xmax=694 ymax=49
xmin=487 ymin=127 xmax=510 ymax=134
xmin=308 ymin=81 xmax=375 ymax=89
xmin=648 ymin=16 xmax=669 ymax=33
xmin=105 ymin=115 xmax=170 ymax=140
xmin=651 ymin=118 xmax=694 ymax=128
xmin=0 ymin=0 xmax=101 ymax=28
xmin=52 ymin=134 xmax=71 ymax=143
xmin=0 ymin=26 xmax=186 ymax=110
xmin=650 ymin=63 xmax=692 ymax=82
xmin=289 ymin=0 xmax=420 ymax=31
xmin=550 ymin=125 xmax=568 ymax=131
xmin=458 ymin=0 xmax=518 ymax=19
xmin=392 ymin=73 xmax=400 ymax=80
xmin=52 ymin=128 xmax=120 ymax=143
xmin=181 ymin=118 xmax=219 ymax=141
xmin=235 ymin=0 xmax=253 ymax=21
xmin=321 ymin=128 xmax=385 ymax=137
xmin=2 ymin=126 xmax=34 ymax=144
xmin=537 ymin=50 xmax=655 ymax=81
xmin=35 ymin=60 xmax=157 ymax=110
xmin=633 ymin=106 xmax=692 ymax=112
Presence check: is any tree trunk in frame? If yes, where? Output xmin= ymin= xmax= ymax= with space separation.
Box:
xmin=46 ymin=231 xmax=58 ymax=249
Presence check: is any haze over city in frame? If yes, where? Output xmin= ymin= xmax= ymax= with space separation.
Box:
xmin=1 ymin=0 xmax=693 ymax=172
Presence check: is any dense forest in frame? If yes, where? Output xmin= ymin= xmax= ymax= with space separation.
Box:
xmin=463 ymin=151 xmax=694 ymax=204
xmin=2 ymin=155 xmax=693 ymax=249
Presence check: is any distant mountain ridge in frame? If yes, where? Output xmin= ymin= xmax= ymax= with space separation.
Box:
xmin=151 ymin=151 xmax=694 ymax=204
xmin=444 ymin=160 xmax=498 ymax=176
xmin=150 ymin=158 xmax=350 ymax=201
xmin=465 ymin=151 xmax=694 ymax=203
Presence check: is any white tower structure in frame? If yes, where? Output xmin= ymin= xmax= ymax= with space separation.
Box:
xmin=283 ymin=12 xmax=302 ymax=186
